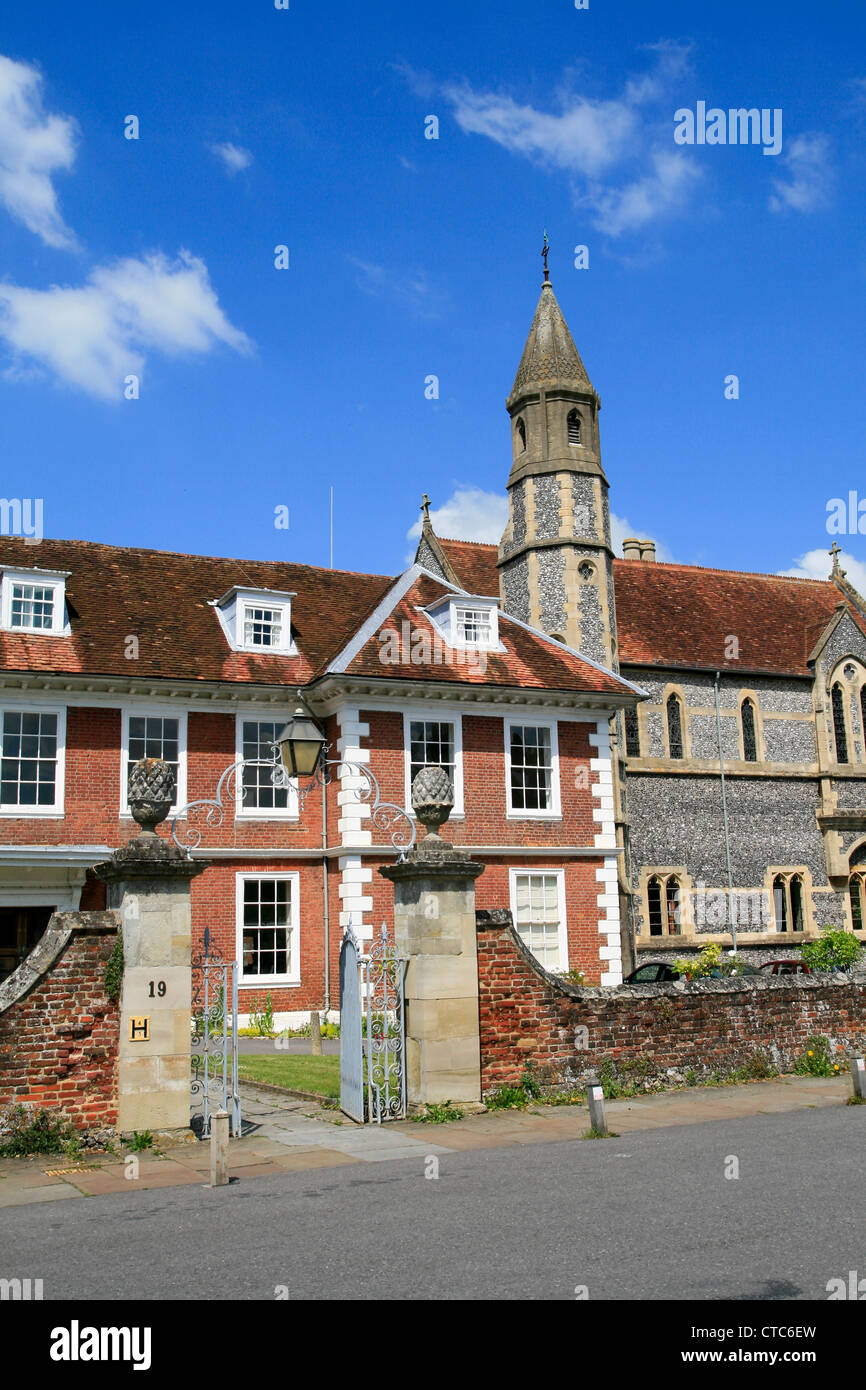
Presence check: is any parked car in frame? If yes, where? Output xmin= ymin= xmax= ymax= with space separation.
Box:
xmin=759 ymin=959 xmax=810 ymax=975
xmin=624 ymin=962 xmax=679 ymax=984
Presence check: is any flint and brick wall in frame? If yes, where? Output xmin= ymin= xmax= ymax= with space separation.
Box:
xmin=0 ymin=912 xmax=120 ymax=1131
xmin=477 ymin=909 xmax=866 ymax=1093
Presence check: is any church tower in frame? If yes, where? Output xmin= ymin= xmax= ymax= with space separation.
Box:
xmin=498 ymin=261 xmax=617 ymax=671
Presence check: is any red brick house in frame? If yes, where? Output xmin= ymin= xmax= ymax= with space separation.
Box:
xmin=0 ymin=535 xmax=642 ymax=1024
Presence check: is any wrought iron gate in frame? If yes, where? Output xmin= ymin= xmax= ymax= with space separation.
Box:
xmin=191 ymin=929 xmax=241 ymax=1137
xmin=340 ymin=923 xmax=406 ymax=1123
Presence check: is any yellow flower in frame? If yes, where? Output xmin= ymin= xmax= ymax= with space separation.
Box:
xmin=808 ymin=1050 xmax=814 ymax=1056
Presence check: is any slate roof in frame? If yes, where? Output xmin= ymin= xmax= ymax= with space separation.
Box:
xmin=434 ymin=537 xmax=863 ymax=678
xmin=0 ymin=536 xmax=635 ymax=700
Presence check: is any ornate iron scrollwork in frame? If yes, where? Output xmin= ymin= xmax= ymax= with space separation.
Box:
xmin=171 ymin=742 xmax=416 ymax=861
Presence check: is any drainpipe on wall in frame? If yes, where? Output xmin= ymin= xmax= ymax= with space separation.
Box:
xmin=714 ymin=671 xmax=738 ymax=954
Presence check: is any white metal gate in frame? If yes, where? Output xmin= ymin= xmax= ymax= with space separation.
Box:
xmin=191 ymin=929 xmax=241 ymax=1137
xmin=339 ymin=927 xmax=365 ymax=1123
xmin=339 ymin=923 xmax=406 ymax=1123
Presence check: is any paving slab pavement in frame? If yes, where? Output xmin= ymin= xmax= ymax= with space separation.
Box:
xmin=0 ymin=1074 xmax=853 ymax=1208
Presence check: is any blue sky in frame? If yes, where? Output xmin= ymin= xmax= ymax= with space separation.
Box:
xmin=1 ymin=0 xmax=865 ymax=588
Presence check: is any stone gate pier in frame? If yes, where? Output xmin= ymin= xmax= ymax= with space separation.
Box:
xmin=380 ymin=767 xmax=484 ymax=1109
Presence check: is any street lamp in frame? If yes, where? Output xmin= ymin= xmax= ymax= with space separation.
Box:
xmin=170 ymin=689 xmax=416 ymax=860
xmin=275 ymin=695 xmax=326 ymax=779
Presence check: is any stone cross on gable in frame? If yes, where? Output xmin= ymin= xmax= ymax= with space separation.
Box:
xmin=830 ymin=541 xmax=846 ymax=577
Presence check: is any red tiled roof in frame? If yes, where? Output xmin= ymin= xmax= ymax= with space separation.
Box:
xmin=612 ymin=561 xmax=858 ymax=676
xmin=0 ymin=537 xmax=632 ymax=699
xmin=435 ymin=536 xmax=862 ymax=677
xmin=436 ymin=538 xmax=500 ymax=595
xmin=0 ymin=537 xmax=392 ymax=685
xmin=344 ymin=573 xmax=631 ymax=696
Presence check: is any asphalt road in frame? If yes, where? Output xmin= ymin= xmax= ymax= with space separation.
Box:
xmin=4 ymin=1106 xmax=864 ymax=1301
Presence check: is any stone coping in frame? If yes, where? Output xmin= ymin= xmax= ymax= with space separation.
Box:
xmin=0 ymin=910 xmax=120 ymax=1015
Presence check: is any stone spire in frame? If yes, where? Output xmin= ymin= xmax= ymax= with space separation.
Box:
xmin=509 ymin=281 xmax=594 ymax=403
xmin=497 ymin=266 xmax=617 ymax=670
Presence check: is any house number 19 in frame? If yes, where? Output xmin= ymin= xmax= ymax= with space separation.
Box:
xmin=148 ymin=981 xmax=167 ymax=998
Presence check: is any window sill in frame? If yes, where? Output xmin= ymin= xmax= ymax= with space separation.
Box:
xmin=239 ymin=979 xmax=301 ymax=990
xmin=0 ymin=807 xmax=65 ymax=818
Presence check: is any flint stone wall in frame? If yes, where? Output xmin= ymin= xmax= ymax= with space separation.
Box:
xmin=477 ymin=909 xmax=866 ymax=1093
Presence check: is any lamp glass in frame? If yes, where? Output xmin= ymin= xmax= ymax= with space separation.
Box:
xmin=276 ymin=710 xmax=324 ymax=778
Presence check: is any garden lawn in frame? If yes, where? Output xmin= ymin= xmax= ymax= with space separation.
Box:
xmin=237 ymin=1054 xmax=340 ymax=1098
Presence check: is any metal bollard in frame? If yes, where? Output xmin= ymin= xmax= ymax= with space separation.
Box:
xmin=851 ymin=1057 xmax=866 ymax=1100
xmin=310 ymin=1010 xmax=323 ymax=1056
xmin=210 ymin=1109 xmax=230 ymax=1186
xmin=586 ymin=1082 xmax=608 ymax=1135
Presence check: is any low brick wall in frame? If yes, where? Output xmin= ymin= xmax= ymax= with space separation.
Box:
xmin=0 ymin=911 xmax=121 ymax=1131
xmin=477 ymin=909 xmax=866 ymax=1093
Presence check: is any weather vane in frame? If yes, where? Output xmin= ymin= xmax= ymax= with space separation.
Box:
xmin=542 ymin=229 xmax=550 ymax=282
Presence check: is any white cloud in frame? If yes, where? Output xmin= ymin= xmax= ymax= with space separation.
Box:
xmin=349 ymin=256 xmax=448 ymax=319
xmin=769 ymin=133 xmax=832 ymax=213
xmin=211 ymin=141 xmax=253 ymax=174
xmin=610 ymin=512 xmax=674 ymax=561
xmin=442 ymin=45 xmax=699 ymax=238
xmin=0 ymin=250 xmax=252 ymax=400
xmin=779 ymin=548 xmax=866 ymax=594
xmin=405 ymin=488 xmax=673 ymax=563
xmin=0 ymin=53 xmax=79 ymax=248
xmin=407 ymin=487 xmax=508 ymax=548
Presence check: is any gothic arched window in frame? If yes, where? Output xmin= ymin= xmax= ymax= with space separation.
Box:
xmin=624 ymin=707 xmax=641 ymax=757
xmin=832 ymin=682 xmax=848 ymax=763
xmin=666 ymin=694 xmax=684 ymax=759
xmin=515 ymin=418 xmax=526 ymax=453
xmin=790 ymin=874 xmax=804 ymax=933
xmin=849 ymin=873 xmax=865 ymax=932
xmin=567 ymin=409 xmax=581 ymax=445
xmin=741 ymin=698 xmax=757 ymax=762
xmin=646 ymin=874 xmax=682 ymax=936
xmin=647 ymin=877 xmax=663 ymax=935
xmin=773 ymin=874 xmax=788 ymax=932
xmin=665 ymin=877 xmax=681 ymax=934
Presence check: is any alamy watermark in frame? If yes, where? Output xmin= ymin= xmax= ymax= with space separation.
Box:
xmin=674 ymin=103 xmax=783 ymax=157
xmin=0 ymin=497 xmax=43 ymax=543
xmin=378 ymin=621 xmax=488 ymax=677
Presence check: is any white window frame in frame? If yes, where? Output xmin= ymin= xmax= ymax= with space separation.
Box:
xmin=234 ymin=716 xmax=299 ymax=820
xmin=0 ymin=702 xmax=67 ymax=818
xmin=508 ymin=867 xmax=569 ymax=971
xmin=403 ymin=710 xmax=464 ymax=817
xmin=504 ymin=717 xmax=561 ymax=819
xmin=120 ymin=707 xmax=187 ymax=817
xmin=236 ymin=871 xmax=300 ymax=986
xmin=1 ymin=569 xmax=70 ymax=636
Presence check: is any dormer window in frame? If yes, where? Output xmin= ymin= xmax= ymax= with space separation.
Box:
xmin=423 ymin=594 xmax=501 ymax=652
xmin=212 ymin=587 xmax=297 ymax=655
xmin=1 ymin=569 xmax=70 ymax=636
